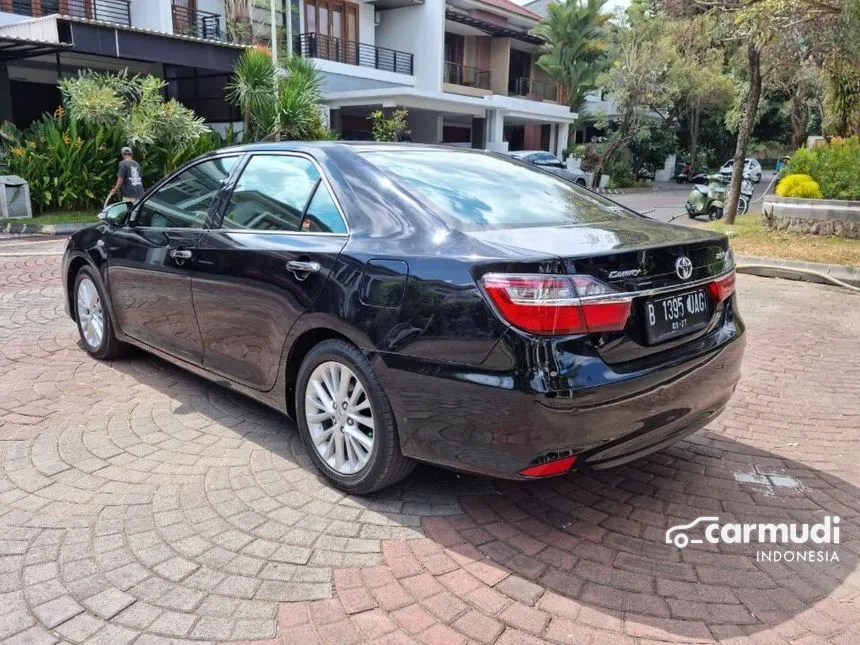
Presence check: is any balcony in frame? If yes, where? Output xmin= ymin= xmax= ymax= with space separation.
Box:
xmin=511 ymin=76 xmax=558 ymax=103
xmin=443 ymin=61 xmax=491 ymax=90
xmin=297 ymin=33 xmax=413 ymax=76
xmin=172 ymin=3 xmax=223 ymax=41
xmin=2 ymin=0 xmax=131 ymax=26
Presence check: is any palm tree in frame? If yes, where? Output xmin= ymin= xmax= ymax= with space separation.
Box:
xmin=534 ymin=0 xmax=613 ymax=116
xmin=226 ymin=47 xmax=277 ymax=142
xmin=274 ymin=56 xmax=328 ymax=141
xmin=227 ymin=48 xmax=330 ymax=142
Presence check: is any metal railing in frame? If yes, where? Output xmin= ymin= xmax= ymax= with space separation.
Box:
xmin=443 ymin=61 xmax=491 ymax=90
xmin=511 ymin=76 xmax=558 ymax=102
xmin=172 ymin=3 xmax=223 ymax=40
xmin=297 ymin=33 xmax=413 ymax=75
xmin=7 ymin=0 xmax=131 ymax=26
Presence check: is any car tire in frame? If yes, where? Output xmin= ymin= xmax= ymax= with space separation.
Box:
xmin=295 ymin=339 xmax=415 ymax=494
xmin=73 ymin=266 xmax=126 ymax=360
xmin=576 ymin=178 xmax=587 ymax=187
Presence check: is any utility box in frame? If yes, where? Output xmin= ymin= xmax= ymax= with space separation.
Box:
xmin=0 ymin=176 xmax=33 ymax=219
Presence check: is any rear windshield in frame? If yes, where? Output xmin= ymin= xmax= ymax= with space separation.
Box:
xmin=363 ymin=149 xmax=628 ymax=230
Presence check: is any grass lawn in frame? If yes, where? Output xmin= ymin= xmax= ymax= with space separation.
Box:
xmin=31 ymin=210 xmax=99 ymax=226
xmin=701 ymin=213 xmax=860 ymax=267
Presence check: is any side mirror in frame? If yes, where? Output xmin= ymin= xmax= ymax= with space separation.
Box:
xmin=98 ymin=202 xmax=130 ymax=226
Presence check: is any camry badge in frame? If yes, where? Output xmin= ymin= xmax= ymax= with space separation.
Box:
xmin=675 ymin=256 xmax=693 ymax=280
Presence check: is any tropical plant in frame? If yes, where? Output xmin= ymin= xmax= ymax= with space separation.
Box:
xmin=776 ymin=174 xmax=823 ymax=199
xmin=534 ymin=0 xmax=613 ymax=116
xmin=1 ymin=112 xmax=125 ymax=213
xmin=369 ymin=109 xmax=410 ymax=142
xmin=227 ymin=49 xmax=332 ymax=142
xmin=227 ymin=47 xmax=278 ymax=141
xmin=59 ymin=70 xmax=209 ymax=151
xmin=274 ymin=56 xmax=330 ymax=141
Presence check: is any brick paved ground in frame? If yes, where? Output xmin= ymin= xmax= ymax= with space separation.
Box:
xmin=0 ymin=241 xmax=858 ymax=644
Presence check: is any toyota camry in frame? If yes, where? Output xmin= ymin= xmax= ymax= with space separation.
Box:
xmin=62 ymin=143 xmax=745 ymax=493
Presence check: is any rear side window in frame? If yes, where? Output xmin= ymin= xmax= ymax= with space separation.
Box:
xmin=223 ymin=155 xmax=346 ymax=233
xmin=135 ymin=157 xmax=237 ymax=228
xmin=364 ymin=150 xmax=621 ymax=229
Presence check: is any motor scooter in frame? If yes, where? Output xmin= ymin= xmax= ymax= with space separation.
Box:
xmin=685 ymin=174 xmax=754 ymax=219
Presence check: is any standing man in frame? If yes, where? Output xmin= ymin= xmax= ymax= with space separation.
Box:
xmin=109 ymin=146 xmax=145 ymax=205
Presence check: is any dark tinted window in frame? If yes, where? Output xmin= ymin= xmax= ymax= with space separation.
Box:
xmin=302 ymin=184 xmax=347 ymax=234
xmin=365 ymin=150 xmax=621 ymax=229
xmin=224 ymin=155 xmax=327 ymax=232
xmin=532 ymin=152 xmax=562 ymax=165
xmin=135 ymin=157 xmax=237 ymax=228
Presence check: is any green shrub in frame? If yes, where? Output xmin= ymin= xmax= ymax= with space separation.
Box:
xmin=783 ymin=137 xmax=860 ymax=200
xmin=1 ymin=109 xmax=227 ymax=214
xmin=776 ymin=174 xmax=823 ymax=199
xmin=0 ymin=70 xmax=229 ymax=214
xmin=1 ymin=112 xmax=125 ymax=212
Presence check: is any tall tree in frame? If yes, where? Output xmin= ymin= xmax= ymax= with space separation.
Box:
xmin=662 ymin=17 xmax=733 ymax=173
xmin=534 ymin=0 xmax=613 ymax=119
xmin=593 ymin=15 xmax=673 ymax=184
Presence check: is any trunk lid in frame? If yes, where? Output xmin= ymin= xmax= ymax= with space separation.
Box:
xmin=469 ymin=218 xmax=734 ymax=365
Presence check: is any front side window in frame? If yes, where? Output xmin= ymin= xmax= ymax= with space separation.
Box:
xmin=365 ymin=150 xmax=625 ymax=230
xmin=135 ymin=157 xmax=237 ymax=228
xmin=223 ymin=155 xmax=346 ymax=233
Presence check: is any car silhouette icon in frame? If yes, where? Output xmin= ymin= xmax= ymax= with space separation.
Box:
xmin=665 ymin=516 xmax=720 ymax=548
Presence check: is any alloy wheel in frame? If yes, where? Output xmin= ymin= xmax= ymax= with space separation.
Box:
xmin=76 ymin=277 xmax=104 ymax=349
xmin=305 ymin=361 xmax=375 ymax=475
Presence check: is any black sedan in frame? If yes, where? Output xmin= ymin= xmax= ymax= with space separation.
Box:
xmin=62 ymin=143 xmax=744 ymax=493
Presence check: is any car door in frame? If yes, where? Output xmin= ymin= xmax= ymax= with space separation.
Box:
xmin=107 ymin=155 xmax=240 ymax=364
xmin=191 ymin=153 xmax=349 ymax=390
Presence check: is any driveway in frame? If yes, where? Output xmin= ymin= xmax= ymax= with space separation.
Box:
xmin=0 ymin=241 xmax=858 ymax=645
xmin=611 ymin=174 xmax=778 ymax=222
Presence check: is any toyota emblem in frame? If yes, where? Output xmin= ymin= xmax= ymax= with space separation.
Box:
xmin=675 ymin=256 xmax=693 ymax=280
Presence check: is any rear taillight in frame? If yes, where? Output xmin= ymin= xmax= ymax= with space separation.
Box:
xmin=708 ymin=270 xmax=736 ymax=303
xmin=481 ymin=273 xmax=632 ymax=335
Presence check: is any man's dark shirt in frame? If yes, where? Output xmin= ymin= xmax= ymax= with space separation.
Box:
xmin=118 ymin=159 xmax=146 ymax=200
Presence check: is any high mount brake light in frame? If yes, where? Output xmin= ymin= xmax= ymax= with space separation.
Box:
xmin=481 ymin=273 xmax=632 ymax=336
xmin=708 ymin=270 xmax=736 ymax=303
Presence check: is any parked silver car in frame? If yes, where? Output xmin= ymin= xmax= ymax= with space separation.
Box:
xmin=719 ymin=157 xmax=762 ymax=183
xmin=506 ymin=150 xmax=588 ymax=186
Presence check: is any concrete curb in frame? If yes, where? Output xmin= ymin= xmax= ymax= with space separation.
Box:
xmin=735 ymin=254 xmax=860 ymax=288
xmin=1 ymin=221 xmax=94 ymax=235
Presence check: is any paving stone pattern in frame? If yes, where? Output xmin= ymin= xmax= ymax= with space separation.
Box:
xmin=0 ymin=247 xmax=858 ymax=644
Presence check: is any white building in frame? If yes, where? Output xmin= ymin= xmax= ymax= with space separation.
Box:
xmin=304 ymin=0 xmax=574 ymax=152
xmin=0 ymin=0 xmax=573 ymax=153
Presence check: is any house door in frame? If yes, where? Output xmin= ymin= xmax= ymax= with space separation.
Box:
xmin=305 ymin=0 xmax=359 ymax=62
xmin=173 ymin=0 xmax=197 ymax=36
xmin=509 ymin=50 xmax=531 ymax=95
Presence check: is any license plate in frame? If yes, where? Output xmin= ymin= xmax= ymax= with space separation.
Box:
xmin=644 ymin=289 xmax=710 ymax=343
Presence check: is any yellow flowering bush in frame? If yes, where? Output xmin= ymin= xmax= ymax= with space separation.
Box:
xmin=776 ymin=174 xmax=824 ymax=199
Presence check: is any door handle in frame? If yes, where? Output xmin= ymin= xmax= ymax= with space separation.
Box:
xmin=170 ymin=249 xmax=193 ymax=260
xmin=286 ymin=260 xmax=321 ymax=274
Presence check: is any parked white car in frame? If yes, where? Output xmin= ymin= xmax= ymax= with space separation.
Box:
xmin=719 ymin=158 xmax=762 ymax=183
xmin=506 ymin=151 xmax=589 ymax=187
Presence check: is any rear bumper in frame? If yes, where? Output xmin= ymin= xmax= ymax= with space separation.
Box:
xmin=374 ymin=312 xmax=745 ymax=479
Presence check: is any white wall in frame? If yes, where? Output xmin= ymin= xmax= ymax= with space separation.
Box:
xmin=0 ymin=12 xmax=30 ymax=25
xmin=129 ymin=0 xmax=172 ymax=33
xmin=358 ymin=0 xmax=375 ymax=46
xmin=375 ymin=3 xmax=443 ymax=91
